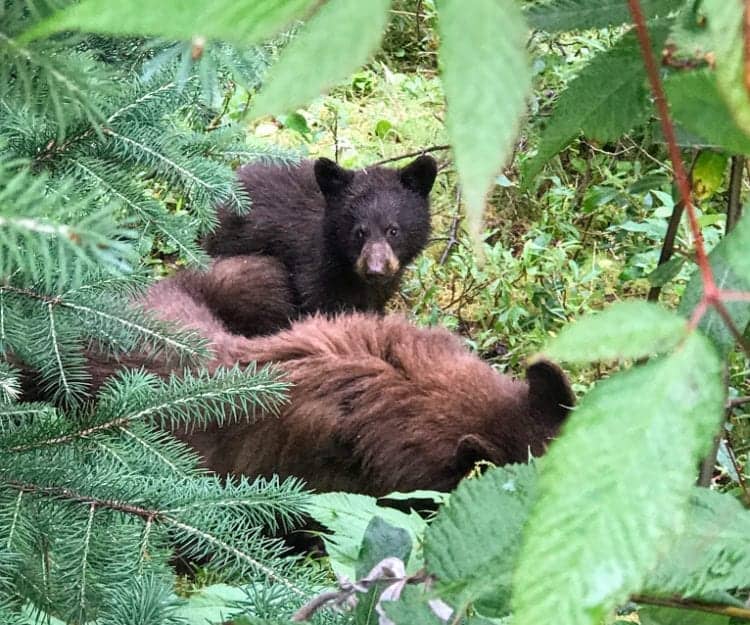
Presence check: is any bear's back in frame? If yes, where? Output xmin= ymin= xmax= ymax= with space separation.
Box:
xmin=187 ymin=314 xmax=559 ymax=496
xmin=204 ymin=160 xmax=324 ymax=263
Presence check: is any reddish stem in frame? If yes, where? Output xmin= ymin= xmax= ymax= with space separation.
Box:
xmin=627 ymin=0 xmax=719 ymax=307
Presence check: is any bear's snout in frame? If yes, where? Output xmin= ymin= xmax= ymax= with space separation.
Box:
xmin=356 ymin=240 xmax=400 ymax=282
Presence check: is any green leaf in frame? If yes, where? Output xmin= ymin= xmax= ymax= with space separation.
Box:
xmin=525 ymin=0 xmax=681 ymax=32
xmin=23 ymin=0 xmax=315 ymax=46
xmin=703 ymin=0 xmax=750 ymax=140
xmin=307 ymin=492 xmax=428 ymax=580
xmin=639 ymin=605 xmax=729 ymax=625
xmin=679 ymin=211 xmax=750 ymax=356
xmin=382 ymin=587 xmax=445 ymax=625
xmin=424 ymin=464 xmax=536 ymax=617
xmin=666 ymin=70 xmax=750 ymax=156
xmin=437 ymin=0 xmax=531 ymax=243
xmin=523 ymin=27 xmax=668 ymax=183
xmin=542 ymin=300 xmax=688 ymax=364
xmin=356 ymin=516 xmax=413 ymax=579
xmin=648 ymin=256 xmax=687 ymax=287
xmin=171 ymin=583 xmax=247 ymax=624
xmin=250 ymin=0 xmax=391 ymax=118
xmin=691 ymin=151 xmax=730 ymax=200
xmin=644 ymin=488 xmax=750 ymax=599
xmin=512 ymin=332 xmax=724 ymax=625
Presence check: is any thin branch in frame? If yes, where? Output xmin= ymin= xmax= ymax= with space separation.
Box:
xmin=725 ymin=437 xmax=750 ymax=505
xmin=730 ymin=396 xmax=750 ymax=408
xmin=712 ymin=299 xmax=750 ymax=359
xmin=727 ymin=155 xmax=745 ymax=233
xmin=628 ymin=0 xmax=717 ymax=300
xmin=647 ymin=154 xmax=697 ymax=302
xmin=632 ymin=594 xmax=750 ymax=621
xmin=5 ymin=480 xmax=157 ymax=520
xmin=371 ymin=145 xmax=451 ymax=166
xmin=439 ymin=188 xmax=462 ymax=265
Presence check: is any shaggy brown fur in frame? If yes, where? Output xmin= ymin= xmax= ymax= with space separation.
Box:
xmin=19 ymin=279 xmax=574 ymax=497
xmin=179 ymin=314 xmax=575 ymax=496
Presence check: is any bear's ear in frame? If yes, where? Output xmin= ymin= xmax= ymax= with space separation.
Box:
xmin=526 ymin=358 xmax=575 ymax=425
xmin=454 ymin=433 xmax=499 ymax=475
xmin=314 ymin=158 xmax=354 ymax=198
xmin=399 ymin=155 xmax=437 ymax=197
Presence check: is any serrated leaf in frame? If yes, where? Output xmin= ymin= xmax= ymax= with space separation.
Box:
xmin=307 ymin=492 xmax=427 ymax=580
xmin=24 ymin=0 xmax=314 ymax=46
xmin=525 ymin=0 xmax=681 ymax=32
xmin=542 ymin=301 xmax=688 ymax=364
xmin=679 ymin=211 xmax=750 ymax=356
xmin=250 ymin=0 xmax=391 ymax=118
xmin=424 ymin=464 xmax=536 ymax=617
xmin=648 ymin=256 xmax=687 ymax=287
xmin=523 ymin=27 xmax=668 ymax=184
xmin=437 ymin=0 xmax=531 ymax=244
xmin=643 ymin=488 xmax=750 ymax=599
xmin=640 ymin=605 xmax=729 ymax=625
xmin=356 ymin=517 xmax=412 ymax=579
xmin=703 ymin=0 xmax=750 ymax=140
xmin=513 ymin=333 xmax=724 ymax=625
xmin=666 ymin=70 xmax=750 ymax=155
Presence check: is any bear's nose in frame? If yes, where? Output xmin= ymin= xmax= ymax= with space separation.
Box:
xmin=366 ymin=256 xmax=386 ymax=276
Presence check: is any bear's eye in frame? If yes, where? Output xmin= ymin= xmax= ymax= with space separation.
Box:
xmin=355 ymin=228 xmax=366 ymax=240
xmin=387 ymin=226 xmax=399 ymax=237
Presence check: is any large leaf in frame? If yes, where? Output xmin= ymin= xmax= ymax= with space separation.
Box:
xmin=424 ymin=464 xmax=536 ymax=617
xmin=665 ymin=70 xmax=750 ymax=155
xmin=703 ymin=0 xmax=750 ymax=140
xmin=542 ymin=301 xmax=688 ymax=364
xmin=512 ymin=332 xmax=724 ymax=625
xmin=307 ymin=492 xmax=427 ymax=580
xmin=523 ymin=27 xmax=668 ymax=183
xmin=250 ymin=0 xmax=391 ymax=118
xmin=356 ymin=516 xmax=412 ymax=579
xmin=437 ymin=0 xmax=531 ymax=242
xmin=525 ymin=0 xmax=681 ymax=32
xmin=643 ymin=488 xmax=750 ymax=599
xmin=24 ymin=0 xmax=314 ymax=46
xmin=679 ymin=210 xmax=750 ymax=356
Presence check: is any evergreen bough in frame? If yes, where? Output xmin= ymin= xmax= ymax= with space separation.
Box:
xmin=0 ymin=2 xmax=318 ymax=622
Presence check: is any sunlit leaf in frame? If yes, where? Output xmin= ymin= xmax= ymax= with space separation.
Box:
xmin=24 ymin=0 xmax=314 ymax=46
xmin=542 ymin=300 xmax=688 ymax=364
xmin=437 ymin=0 xmax=531 ymax=244
xmin=513 ymin=333 xmax=724 ymax=625
xmin=523 ymin=27 xmax=668 ymax=184
xmin=250 ymin=0 xmax=391 ymax=118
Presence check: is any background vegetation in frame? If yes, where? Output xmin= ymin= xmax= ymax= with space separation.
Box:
xmin=0 ymin=0 xmax=748 ymax=624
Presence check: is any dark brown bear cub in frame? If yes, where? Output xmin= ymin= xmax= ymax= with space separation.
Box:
xmin=181 ymin=313 xmax=575 ymax=497
xmin=203 ymin=156 xmax=437 ymax=318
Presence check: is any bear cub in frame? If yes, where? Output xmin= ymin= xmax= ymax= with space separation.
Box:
xmin=204 ymin=155 xmax=438 ymax=318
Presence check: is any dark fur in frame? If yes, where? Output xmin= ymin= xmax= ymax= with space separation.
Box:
xmin=162 ymin=255 xmax=295 ymax=337
xmin=182 ymin=314 xmax=575 ymax=496
xmin=203 ymin=156 xmax=437 ymax=317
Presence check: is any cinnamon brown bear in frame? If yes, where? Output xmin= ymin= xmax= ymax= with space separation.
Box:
xmin=203 ymin=156 xmax=438 ymax=321
xmin=19 ymin=273 xmax=574 ymax=497
xmin=181 ymin=313 xmax=575 ymax=496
